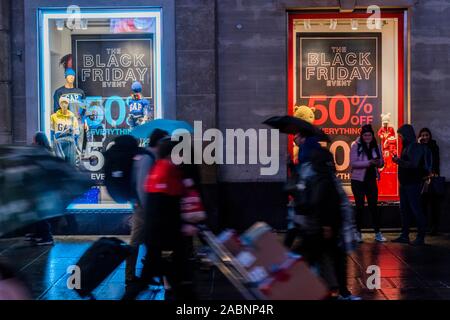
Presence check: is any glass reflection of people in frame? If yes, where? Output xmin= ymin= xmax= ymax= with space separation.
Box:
xmin=51 ymin=96 xmax=79 ymax=166
xmin=127 ymin=81 xmax=150 ymax=129
xmin=418 ymin=128 xmax=441 ymax=235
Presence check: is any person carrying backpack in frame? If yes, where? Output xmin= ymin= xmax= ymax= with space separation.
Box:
xmin=122 ymin=137 xmax=205 ymax=300
xmin=125 ymin=129 xmax=169 ymax=286
xmin=392 ymin=124 xmax=432 ymax=246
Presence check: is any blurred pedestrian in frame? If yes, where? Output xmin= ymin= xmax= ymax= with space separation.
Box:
xmin=0 ymin=263 xmax=31 ymax=300
xmin=284 ymin=134 xmax=321 ymax=250
xmin=25 ymin=132 xmax=55 ymax=246
xmin=125 ymin=129 xmax=168 ymax=286
xmin=393 ymin=124 xmax=432 ymax=246
xmin=418 ymin=128 xmax=441 ymax=235
xmin=309 ymin=148 xmax=360 ymax=300
xmin=123 ymin=137 xmax=196 ymax=300
xmin=350 ymin=124 xmax=385 ymax=243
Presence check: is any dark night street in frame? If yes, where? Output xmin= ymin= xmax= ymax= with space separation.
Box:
xmin=2 ymin=233 xmax=450 ymax=300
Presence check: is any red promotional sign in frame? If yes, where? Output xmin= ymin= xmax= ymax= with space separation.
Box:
xmin=288 ymin=12 xmax=405 ymax=201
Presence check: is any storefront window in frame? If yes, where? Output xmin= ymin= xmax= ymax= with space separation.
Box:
xmin=38 ymin=8 xmax=162 ymax=210
xmin=289 ymin=13 xmax=405 ymax=201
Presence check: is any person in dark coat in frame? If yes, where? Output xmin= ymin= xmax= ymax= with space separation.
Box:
xmin=418 ymin=128 xmax=441 ymax=235
xmin=25 ymin=132 xmax=55 ymax=246
xmin=308 ymin=148 xmax=360 ymax=300
xmin=392 ymin=124 xmax=432 ymax=245
xmin=284 ymin=135 xmax=322 ymax=250
xmin=123 ymin=138 xmax=195 ymax=300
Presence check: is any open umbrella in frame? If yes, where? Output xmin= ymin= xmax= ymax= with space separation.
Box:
xmin=263 ymin=115 xmax=329 ymax=141
xmin=130 ymin=119 xmax=194 ymax=139
xmin=0 ymin=145 xmax=93 ymax=236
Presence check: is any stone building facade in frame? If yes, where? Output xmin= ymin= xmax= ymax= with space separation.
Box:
xmin=0 ymin=0 xmax=449 ymax=232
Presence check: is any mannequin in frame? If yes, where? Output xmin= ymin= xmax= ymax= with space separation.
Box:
xmin=53 ymin=68 xmax=87 ymax=153
xmin=377 ymin=113 xmax=398 ymax=195
xmin=126 ymin=81 xmax=151 ymax=129
xmin=50 ymin=96 xmax=79 ymax=166
xmin=53 ymin=68 xmax=85 ymax=113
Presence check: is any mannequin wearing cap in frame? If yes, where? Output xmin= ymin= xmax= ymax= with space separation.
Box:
xmin=50 ymin=96 xmax=79 ymax=166
xmin=50 ymin=96 xmax=79 ymax=140
xmin=53 ymin=68 xmax=86 ymax=152
xmin=126 ymin=81 xmax=151 ymax=129
xmin=53 ymin=68 xmax=86 ymax=114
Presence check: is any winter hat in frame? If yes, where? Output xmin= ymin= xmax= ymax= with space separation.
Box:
xmin=131 ymin=81 xmax=143 ymax=93
xmin=381 ymin=113 xmax=391 ymax=125
xmin=64 ymin=68 xmax=76 ymax=78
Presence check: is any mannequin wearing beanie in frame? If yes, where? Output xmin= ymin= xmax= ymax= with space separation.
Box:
xmin=53 ymin=68 xmax=86 ymax=114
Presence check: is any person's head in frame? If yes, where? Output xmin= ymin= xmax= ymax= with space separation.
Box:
xmin=33 ymin=132 xmax=51 ymax=151
xmin=310 ymin=147 xmax=336 ymax=175
xmin=59 ymin=96 xmax=70 ymax=111
xmin=298 ymin=136 xmax=321 ymax=163
xmin=148 ymin=129 xmax=169 ymax=153
xmin=64 ymin=68 xmax=76 ymax=84
xmin=360 ymin=124 xmax=375 ymax=145
xmin=157 ymin=136 xmax=177 ymax=159
xmin=418 ymin=128 xmax=432 ymax=144
xmin=397 ymin=124 xmax=416 ymax=146
xmin=293 ymin=132 xmax=306 ymax=147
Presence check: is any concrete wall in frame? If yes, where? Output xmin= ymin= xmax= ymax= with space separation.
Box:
xmin=175 ymin=0 xmax=217 ymax=184
xmin=410 ymin=0 xmax=450 ymax=179
xmin=0 ymin=0 xmax=12 ymax=144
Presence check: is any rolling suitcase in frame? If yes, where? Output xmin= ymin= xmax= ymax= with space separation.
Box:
xmin=74 ymin=237 xmax=132 ymax=299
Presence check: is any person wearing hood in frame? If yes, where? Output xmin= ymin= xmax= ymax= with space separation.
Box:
xmin=350 ymin=124 xmax=385 ymax=243
xmin=418 ymin=128 xmax=441 ymax=235
xmin=284 ymin=135 xmax=322 ymax=250
xmin=308 ymin=148 xmax=360 ymax=300
xmin=393 ymin=124 xmax=432 ymax=245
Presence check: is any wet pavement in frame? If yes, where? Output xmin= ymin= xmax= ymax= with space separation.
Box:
xmin=2 ymin=233 xmax=450 ymax=300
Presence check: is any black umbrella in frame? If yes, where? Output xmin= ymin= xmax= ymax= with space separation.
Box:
xmin=263 ymin=115 xmax=329 ymax=141
xmin=0 ymin=145 xmax=93 ymax=236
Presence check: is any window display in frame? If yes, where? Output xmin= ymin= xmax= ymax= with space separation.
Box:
xmin=289 ymin=13 xmax=405 ymax=201
xmin=38 ymin=8 xmax=162 ymax=209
